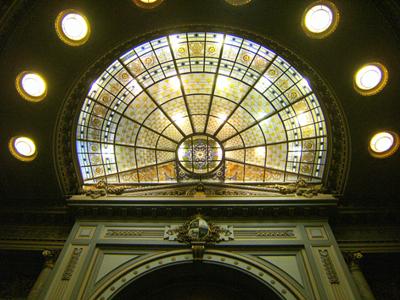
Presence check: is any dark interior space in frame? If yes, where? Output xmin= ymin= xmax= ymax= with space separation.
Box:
xmin=114 ymin=262 xmax=281 ymax=300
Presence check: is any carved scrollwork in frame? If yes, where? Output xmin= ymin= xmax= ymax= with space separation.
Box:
xmin=164 ymin=215 xmax=234 ymax=261
xmin=164 ymin=215 xmax=234 ymax=244
xmin=273 ymin=179 xmax=323 ymax=197
xmin=84 ymin=181 xmax=130 ymax=198
xmin=319 ymin=249 xmax=339 ymax=284
xmin=62 ymin=248 xmax=83 ymax=281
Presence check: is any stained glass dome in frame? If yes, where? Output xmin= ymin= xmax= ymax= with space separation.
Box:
xmin=76 ymin=32 xmax=328 ymax=184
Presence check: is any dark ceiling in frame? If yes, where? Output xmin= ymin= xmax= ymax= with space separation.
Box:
xmin=0 ymin=0 xmax=399 ymax=207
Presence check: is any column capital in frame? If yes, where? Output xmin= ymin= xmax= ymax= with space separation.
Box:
xmin=42 ymin=249 xmax=60 ymax=269
xmin=343 ymin=251 xmax=364 ymax=270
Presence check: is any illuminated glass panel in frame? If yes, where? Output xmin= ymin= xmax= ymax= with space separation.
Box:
xmin=76 ymin=32 xmax=328 ymax=184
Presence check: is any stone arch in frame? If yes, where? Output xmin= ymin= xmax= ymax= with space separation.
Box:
xmin=89 ymin=249 xmax=307 ymax=300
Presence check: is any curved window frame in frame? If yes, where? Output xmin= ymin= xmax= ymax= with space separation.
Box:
xmin=74 ymin=32 xmax=330 ymax=185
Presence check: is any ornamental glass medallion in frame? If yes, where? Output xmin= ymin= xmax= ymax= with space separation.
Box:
xmin=178 ymin=135 xmax=223 ymax=174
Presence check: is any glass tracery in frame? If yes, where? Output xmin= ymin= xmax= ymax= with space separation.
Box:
xmin=76 ymin=32 xmax=328 ymax=184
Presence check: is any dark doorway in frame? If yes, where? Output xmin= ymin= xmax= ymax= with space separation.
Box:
xmin=113 ymin=262 xmax=282 ymax=300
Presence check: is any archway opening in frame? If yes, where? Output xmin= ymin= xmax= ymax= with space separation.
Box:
xmin=113 ymin=262 xmax=282 ymax=300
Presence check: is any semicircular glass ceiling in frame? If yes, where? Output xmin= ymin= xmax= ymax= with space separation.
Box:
xmin=76 ymin=32 xmax=328 ymax=185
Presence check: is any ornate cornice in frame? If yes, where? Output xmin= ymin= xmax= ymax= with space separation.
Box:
xmin=81 ymin=181 xmax=325 ymax=199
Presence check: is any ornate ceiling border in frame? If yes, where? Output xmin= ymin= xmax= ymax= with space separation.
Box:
xmin=54 ymin=24 xmax=350 ymax=198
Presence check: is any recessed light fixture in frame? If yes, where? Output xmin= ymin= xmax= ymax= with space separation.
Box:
xmin=369 ymin=131 xmax=399 ymax=158
xmin=9 ymin=136 xmax=38 ymax=161
xmin=302 ymin=1 xmax=339 ymax=39
xmin=15 ymin=71 xmax=47 ymax=102
xmin=354 ymin=63 xmax=388 ymax=96
xmin=55 ymin=9 xmax=90 ymax=46
xmin=132 ymin=0 xmax=164 ymax=9
xmin=224 ymin=0 xmax=252 ymax=6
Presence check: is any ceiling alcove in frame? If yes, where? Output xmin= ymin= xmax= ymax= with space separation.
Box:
xmin=0 ymin=1 xmax=398 ymax=204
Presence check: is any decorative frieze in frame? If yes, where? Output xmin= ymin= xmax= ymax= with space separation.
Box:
xmin=319 ymin=249 xmax=339 ymax=284
xmin=103 ymin=228 xmax=163 ymax=239
xmin=255 ymin=230 xmax=295 ymax=238
xmin=234 ymin=229 xmax=297 ymax=239
xmin=105 ymin=230 xmax=144 ymax=238
xmin=62 ymin=248 xmax=83 ymax=281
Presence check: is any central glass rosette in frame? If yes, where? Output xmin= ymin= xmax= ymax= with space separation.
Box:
xmin=177 ymin=135 xmax=223 ymax=174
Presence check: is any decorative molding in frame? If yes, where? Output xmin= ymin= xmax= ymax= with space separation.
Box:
xmin=70 ymin=201 xmax=337 ymax=219
xmin=0 ymin=225 xmax=71 ymax=242
xmin=105 ymin=230 xmax=144 ymax=238
xmin=318 ymin=249 xmax=339 ymax=284
xmin=255 ymin=230 xmax=295 ymax=238
xmin=84 ymin=181 xmax=131 ymax=199
xmin=306 ymin=227 xmax=328 ymax=240
xmin=102 ymin=228 xmax=164 ymax=239
xmin=80 ymin=181 xmax=325 ymax=198
xmin=91 ymin=250 xmax=303 ymax=300
xmin=272 ymin=180 xmax=323 ymax=197
xmin=62 ymin=248 xmax=83 ymax=281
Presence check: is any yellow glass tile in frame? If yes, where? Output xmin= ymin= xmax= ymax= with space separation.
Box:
xmin=225 ymin=161 xmax=244 ymax=182
xmin=225 ymin=149 xmax=245 ymax=162
xmin=223 ymin=135 xmax=244 ymax=150
xmin=240 ymin=126 xmax=264 ymax=147
xmin=191 ymin=115 xmax=207 ymax=133
xmin=246 ymin=147 xmax=265 ymax=166
xmin=244 ymin=165 xmax=264 ymax=182
xmin=138 ymin=166 xmax=158 ymax=182
xmin=147 ymin=77 xmax=182 ymax=105
xmin=158 ymin=162 xmax=177 ymax=182
xmin=259 ymin=115 xmax=287 ymax=143
xmin=266 ymin=143 xmax=287 ymax=170
xmin=125 ymin=93 xmax=157 ymax=124
xmin=187 ymin=95 xmax=211 ymax=115
xmin=136 ymin=148 xmax=156 ymax=168
xmin=136 ymin=128 xmax=159 ymax=148
xmin=119 ymin=170 xmax=139 ymax=183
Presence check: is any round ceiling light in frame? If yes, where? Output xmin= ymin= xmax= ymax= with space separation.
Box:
xmin=9 ymin=136 xmax=38 ymax=161
xmin=369 ymin=131 xmax=399 ymax=158
xmin=132 ymin=0 xmax=164 ymax=9
xmin=224 ymin=0 xmax=252 ymax=6
xmin=55 ymin=10 xmax=90 ymax=46
xmin=302 ymin=1 xmax=339 ymax=38
xmin=15 ymin=71 xmax=47 ymax=102
xmin=354 ymin=63 xmax=388 ymax=96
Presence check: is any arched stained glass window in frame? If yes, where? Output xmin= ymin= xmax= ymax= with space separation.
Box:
xmin=76 ymin=32 xmax=328 ymax=184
